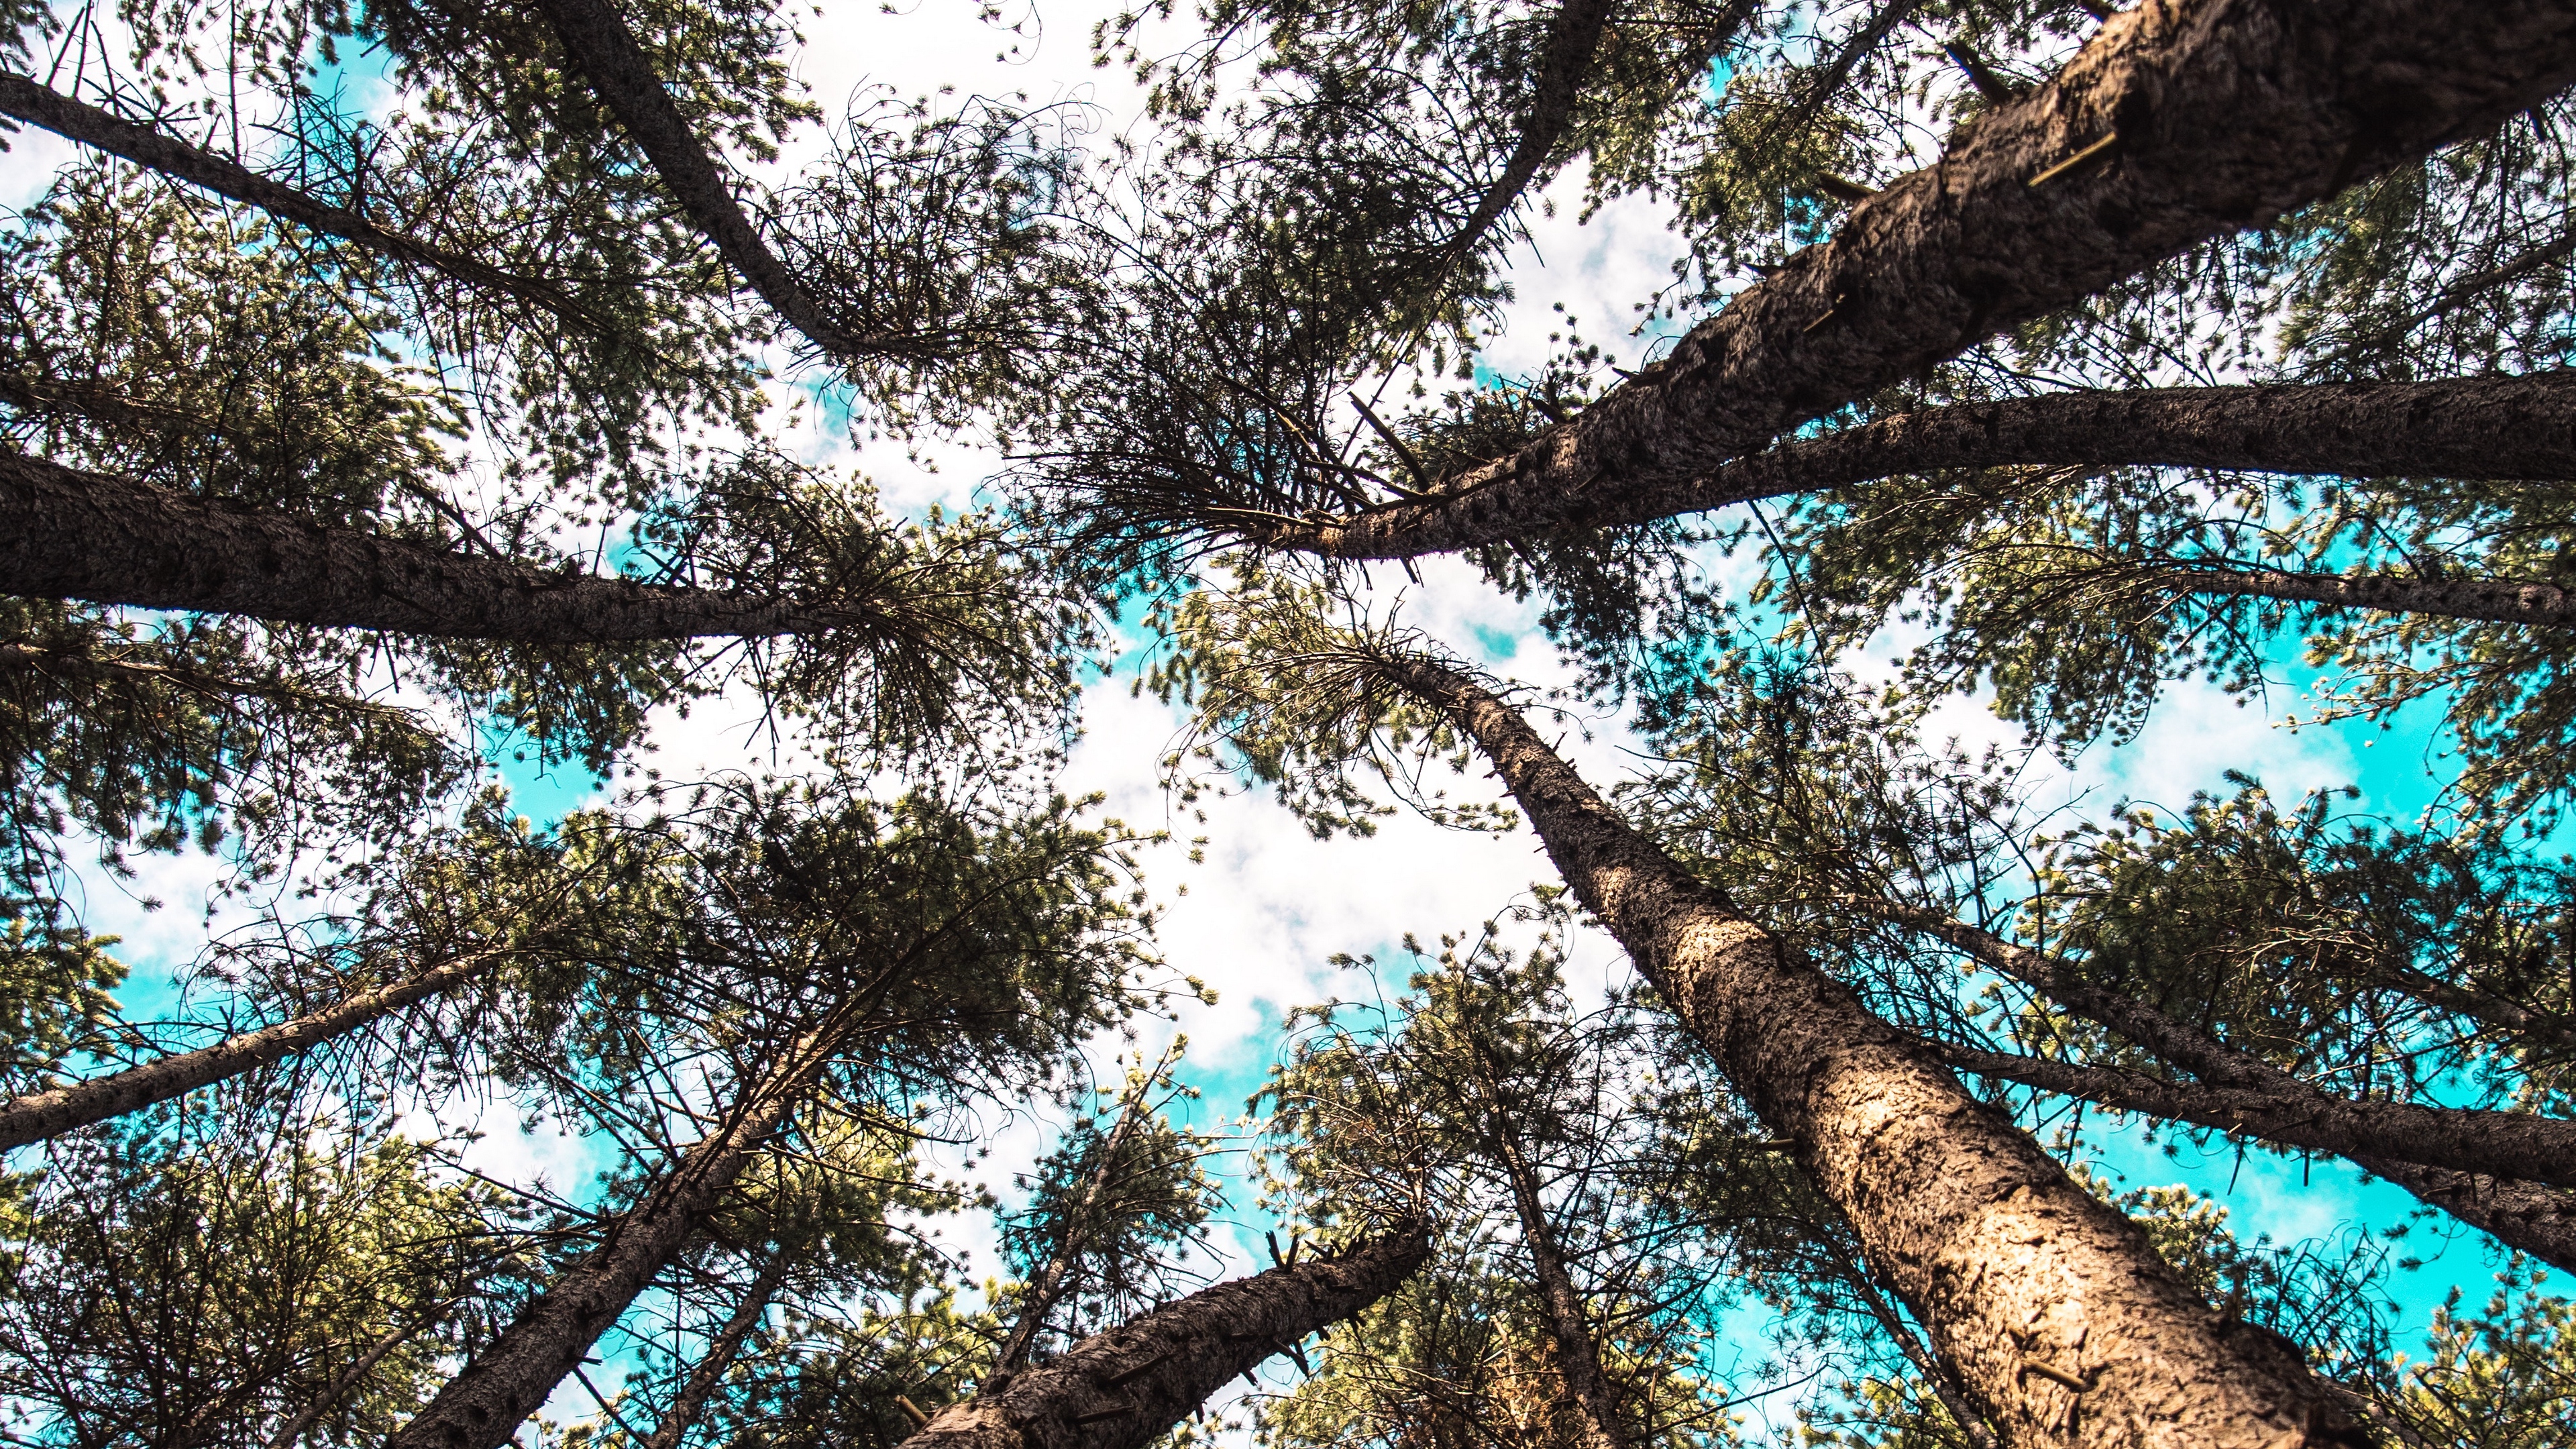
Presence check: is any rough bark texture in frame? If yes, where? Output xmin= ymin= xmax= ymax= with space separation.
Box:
xmin=0 ymin=450 xmax=861 ymax=641
xmin=1380 ymin=655 xmax=2358 ymax=1448
xmin=0 ymin=953 xmax=496 ymax=1151
xmin=0 ymin=72 xmax=596 ymax=329
xmin=2356 ymin=1159 xmax=2576 ymax=1275
xmin=1878 ymin=905 xmax=2576 ymax=1273
xmin=388 ymin=1021 xmax=841 ymax=1449
xmin=640 ymin=1254 xmax=790 ymax=1449
xmin=900 ymin=1222 xmax=1430 ymax=1449
xmin=1265 ymin=0 xmax=2576 ymax=557
xmin=1415 ymin=374 xmax=2576 ymax=535
xmin=526 ymin=0 xmax=885 ymax=362
xmin=2157 ymin=564 xmax=2576 ymax=628
xmin=1470 ymin=1056 xmax=1629 ymax=1449
xmin=1931 ymin=1042 xmax=2576 ymax=1190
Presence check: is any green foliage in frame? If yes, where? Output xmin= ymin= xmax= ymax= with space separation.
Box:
xmin=1255 ymin=906 xmax=1741 ymax=1448
xmin=1147 ymin=564 xmax=1513 ymax=837
xmin=992 ymin=1041 xmax=1222 ymax=1365
xmin=0 ymin=1103 xmax=537 ymax=1449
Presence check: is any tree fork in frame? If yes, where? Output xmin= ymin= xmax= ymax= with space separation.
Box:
xmin=0 ymin=952 xmax=499 ymax=1150
xmin=1419 ymin=373 xmax=2576 ymax=538
xmin=0 ymin=72 xmax=603 ymax=333
xmin=0 ymin=449 xmax=866 ymax=641
xmin=899 ymin=1220 xmax=1430 ymax=1449
xmin=1260 ymin=0 xmax=2576 ymax=558
xmin=1374 ymin=653 xmax=2359 ymax=1448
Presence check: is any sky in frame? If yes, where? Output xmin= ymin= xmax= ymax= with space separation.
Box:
xmin=3 ymin=0 xmax=2559 ymax=1439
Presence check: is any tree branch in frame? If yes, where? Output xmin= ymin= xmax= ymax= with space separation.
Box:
xmin=1874 ymin=902 xmax=2576 ymax=1272
xmin=525 ymin=0 xmax=896 ymax=363
xmin=0 ymin=70 xmax=604 ymax=333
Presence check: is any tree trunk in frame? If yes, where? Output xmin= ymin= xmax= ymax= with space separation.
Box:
xmin=1929 ymin=1040 xmax=2576 ymax=1191
xmin=1861 ymin=906 xmax=2576 ymax=1189
xmin=526 ymin=0 xmax=892 ymax=362
xmin=1876 ymin=904 xmax=2576 ymax=1273
xmin=1439 ymin=0 xmax=1621 ymax=264
xmin=639 ymin=1252 xmax=792 ymax=1449
xmin=992 ymin=1053 xmax=1169 ymax=1375
xmin=0 ymin=72 xmax=598 ymax=331
xmin=1377 ymin=654 xmax=2357 ymax=1448
xmin=0 ymin=449 xmax=861 ymax=641
xmin=388 ymin=1017 xmax=845 ymax=1449
xmin=1462 ymin=1044 xmax=1629 ymax=1449
xmin=1405 ymin=374 xmax=2576 ymax=535
xmin=0 ymin=953 xmax=498 ymax=1150
xmin=2155 ymin=564 xmax=2575 ymax=629
xmin=902 ymin=1221 xmax=1430 ymax=1449
xmin=1260 ymin=0 xmax=2576 ymax=558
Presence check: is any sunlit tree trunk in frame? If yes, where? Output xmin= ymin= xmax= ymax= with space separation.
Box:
xmin=1375 ymin=653 xmax=2357 ymax=1448
xmin=904 ymin=1222 xmax=1429 ymax=1449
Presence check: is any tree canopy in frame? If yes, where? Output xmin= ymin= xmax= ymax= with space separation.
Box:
xmin=5 ymin=0 xmax=2576 ymax=1446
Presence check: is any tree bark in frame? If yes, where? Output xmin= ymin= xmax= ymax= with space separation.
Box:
xmin=1930 ymin=1041 xmax=2576 ymax=1191
xmin=2155 ymin=564 xmax=2575 ymax=629
xmin=525 ymin=0 xmax=894 ymax=363
xmin=1258 ymin=0 xmax=2576 ymax=558
xmin=0 ymin=953 xmax=498 ymax=1151
xmin=1870 ymin=905 xmax=2576 ymax=1187
xmin=901 ymin=1221 xmax=1430 ymax=1449
xmin=1396 ymin=374 xmax=2576 ymax=536
xmin=1462 ymin=1042 xmax=1629 ymax=1449
xmin=0 ymin=72 xmax=600 ymax=331
xmin=638 ymin=1252 xmax=791 ymax=1449
xmin=387 ymin=1014 xmax=847 ymax=1449
xmin=1875 ymin=904 xmax=2576 ymax=1273
xmin=0 ymin=449 xmax=873 ymax=641
xmin=1440 ymin=0 xmax=1621 ymax=264
xmin=1375 ymin=654 xmax=2358 ymax=1448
